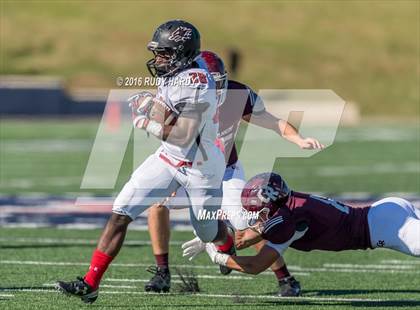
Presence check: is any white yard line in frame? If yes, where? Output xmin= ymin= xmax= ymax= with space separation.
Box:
xmin=323 ymin=263 xmax=415 ymax=270
xmin=0 ymin=237 xmax=183 ymax=246
xmin=0 ymin=287 xmax=412 ymax=303
xmin=0 ymin=260 xmax=217 ymax=269
xmin=268 ymin=271 xmax=310 ymax=276
xmin=2 ymin=260 xmax=418 ymax=275
xmin=381 ymin=260 xmax=420 ymax=265
xmin=105 ymin=275 xmax=255 ymax=281
xmin=0 ymin=294 xmax=14 ymax=298
xmin=102 ymin=284 xmax=142 ymax=288
xmin=0 ymin=259 xmax=308 ymax=276
xmin=1 ymin=260 xmax=87 ymax=266
xmin=288 ymin=267 xmax=420 ymax=274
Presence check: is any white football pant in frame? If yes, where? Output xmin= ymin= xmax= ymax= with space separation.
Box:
xmin=112 ymin=146 xmax=225 ymax=242
xmin=368 ymin=197 xmax=420 ymax=257
xmin=167 ymin=161 xmax=249 ymax=231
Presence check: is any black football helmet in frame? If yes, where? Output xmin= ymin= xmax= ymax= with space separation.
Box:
xmin=146 ymin=20 xmax=201 ymax=77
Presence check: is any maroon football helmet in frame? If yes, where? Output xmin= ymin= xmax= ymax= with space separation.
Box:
xmin=241 ymin=172 xmax=291 ymax=225
xmin=199 ymin=51 xmax=228 ymax=104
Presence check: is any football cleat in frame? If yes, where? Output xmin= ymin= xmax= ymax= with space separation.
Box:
xmin=144 ymin=266 xmax=171 ymax=293
xmin=55 ymin=277 xmax=98 ymax=304
xmin=278 ymin=276 xmax=301 ymax=297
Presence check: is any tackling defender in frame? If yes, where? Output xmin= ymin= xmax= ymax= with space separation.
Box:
xmin=144 ymin=51 xmax=324 ymax=296
xmin=56 ymin=20 xmax=234 ymax=303
xmin=183 ymin=173 xmax=420 ymax=276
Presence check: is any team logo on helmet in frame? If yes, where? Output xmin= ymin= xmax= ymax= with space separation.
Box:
xmin=168 ymin=26 xmax=192 ymax=43
xmin=257 ymin=185 xmax=280 ymax=204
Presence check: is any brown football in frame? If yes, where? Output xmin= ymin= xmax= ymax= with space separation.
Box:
xmin=149 ymin=98 xmax=177 ymax=126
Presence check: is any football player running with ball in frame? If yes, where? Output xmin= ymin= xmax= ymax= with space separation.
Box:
xmin=144 ymin=51 xmax=324 ymax=296
xmin=183 ymin=173 xmax=420 ymax=278
xmin=56 ymin=20 xmax=234 ymax=304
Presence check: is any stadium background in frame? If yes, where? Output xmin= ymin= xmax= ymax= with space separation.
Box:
xmin=0 ymin=1 xmax=419 ymax=309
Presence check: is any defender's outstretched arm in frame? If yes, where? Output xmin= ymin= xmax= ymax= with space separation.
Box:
xmin=207 ymin=243 xmax=279 ymax=275
xmin=234 ymin=227 xmax=263 ymax=250
xmin=243 ymin=110 xmax=324 ymax=149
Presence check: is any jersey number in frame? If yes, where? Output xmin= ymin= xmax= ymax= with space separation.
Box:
xmin=311 ymin=195 xmax=350 ymax=214
xmin=189 ymin=72 xmax=208 ymax=84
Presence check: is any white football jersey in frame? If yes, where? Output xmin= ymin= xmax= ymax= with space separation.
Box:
xmin=155 ymin=67 xmax=219 ymax=162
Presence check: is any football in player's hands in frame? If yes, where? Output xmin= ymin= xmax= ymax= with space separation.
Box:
xmin=127 ymin=91 xmax=155 ymax=117
xmin=128 ymin=93 xmax=178 ymax=133
xmin=148 ymin=98 xmax=178 ymax=126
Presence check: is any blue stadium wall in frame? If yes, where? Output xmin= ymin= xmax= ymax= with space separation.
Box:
xmin=0 ymin=84 xmax=106 ymax=116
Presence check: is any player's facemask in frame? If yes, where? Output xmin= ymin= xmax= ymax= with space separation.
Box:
xmin=247 ymin=207 xmax=270 ymax=233
xmin=147 ymin=43 xmax=197 ymax=78
xmin=146 ymin=49 xmax=178 ymax=78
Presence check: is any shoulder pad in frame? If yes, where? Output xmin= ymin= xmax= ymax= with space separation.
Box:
xmin=177 ymin=68 xmax=215 ymax=89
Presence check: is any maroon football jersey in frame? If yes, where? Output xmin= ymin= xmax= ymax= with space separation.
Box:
xmin=217 ymin=80 xmax=265 ymax=166
xmin=261 ymin=192 xmax=372 ymax=251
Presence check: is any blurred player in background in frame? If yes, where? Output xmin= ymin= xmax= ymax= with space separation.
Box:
xmin=56 ymin=20 xmax=235 ymax=304
xmin=183 ymin=172 xmax=420 ymax=275
xmin=144 ymin=51 xmax=324 ymax=296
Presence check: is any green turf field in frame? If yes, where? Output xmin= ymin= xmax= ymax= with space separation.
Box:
xmin=0 ymin=227 xmax=419 ymax=309
xmin=1 ymin=119 xmax=419 ymax=195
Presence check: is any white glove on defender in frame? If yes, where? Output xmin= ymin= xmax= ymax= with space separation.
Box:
xmin=205 ymin=243 xmax=229 ymax=266
xmin=182 ymin=237 xmax=229 ymax=266
xmin=182 ymin=237 xmax=206 ymax=261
